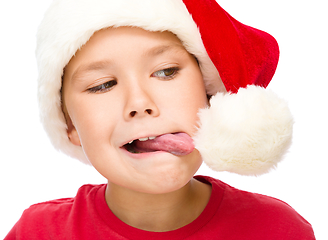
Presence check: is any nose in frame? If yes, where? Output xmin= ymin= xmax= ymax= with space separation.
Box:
xmin=123 ymin=83 xmax=160 ymax=120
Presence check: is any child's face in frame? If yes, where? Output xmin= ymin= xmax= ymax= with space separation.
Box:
xmin=62 ymin=27 xmax=208 ymax=194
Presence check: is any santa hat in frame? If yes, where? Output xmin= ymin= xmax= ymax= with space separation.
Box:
xmin=36 ymin=0 xmax=293 ymax=176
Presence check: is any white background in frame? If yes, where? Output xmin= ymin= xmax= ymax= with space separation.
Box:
xmin=0 ymin=0 xmax=327 ymax=239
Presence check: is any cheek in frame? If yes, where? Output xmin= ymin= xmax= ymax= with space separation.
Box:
xmin=168 ymin=76 xmax=207 ymax=123
xmin=67 ymin=95 xmax=121 ymax=150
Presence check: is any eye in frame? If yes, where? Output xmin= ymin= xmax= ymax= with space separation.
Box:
xmin=87 ymin=80 xmax=117 ymax=93
xmin=151 ymin=67 xmax=179 ymax=79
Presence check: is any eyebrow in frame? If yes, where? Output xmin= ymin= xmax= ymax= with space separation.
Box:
xmin=71 ymin=60 xmax=112 ymax=81
xmin=70 ymin=44 xmax=187 ymax=81
xmin=145 ymin=43 xmax=187 ymax=57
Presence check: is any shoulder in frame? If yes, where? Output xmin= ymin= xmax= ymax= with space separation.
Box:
xmin=23 ymin=184 xmax=103 ymax=216
xmin=6 ymin=184 xmax=106 ymax=239
xmin=196 ymin=176 xmax=315 ymax=239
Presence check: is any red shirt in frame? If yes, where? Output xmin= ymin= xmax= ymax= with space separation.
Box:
xmin=5 ymin=176 xmax=315 ymax=239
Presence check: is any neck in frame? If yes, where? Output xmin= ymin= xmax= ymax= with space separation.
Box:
xmin=105 ymin=178 xmax=211 ymax=232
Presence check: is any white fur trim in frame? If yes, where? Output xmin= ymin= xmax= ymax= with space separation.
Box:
xmin=193 ymin=86 xmax=294 ymax=176
xmin=36 ymin=0 xmax=223 ymax=163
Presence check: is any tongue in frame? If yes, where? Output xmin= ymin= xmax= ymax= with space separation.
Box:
xmin=134 ymin=133 xmax=194 ymax=156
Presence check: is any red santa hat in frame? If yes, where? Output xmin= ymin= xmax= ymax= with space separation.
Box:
xmin=36 ymin=0 xmax=293 ymax=175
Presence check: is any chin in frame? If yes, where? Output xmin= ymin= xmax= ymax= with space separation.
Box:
xmin=140 ymin=180 xmax=190 ymax=195
xmin=141 ymin=157 xmax=201 ymax=194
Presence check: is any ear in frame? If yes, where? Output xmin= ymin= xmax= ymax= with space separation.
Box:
xmin=66 ymin=114 xmax=81 ymax=146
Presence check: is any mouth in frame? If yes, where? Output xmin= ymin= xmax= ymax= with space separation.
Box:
xmin=122 ymin=136 xmax=159 ymax=154
xmin=121 ymin=132 xmax=195 ymax=156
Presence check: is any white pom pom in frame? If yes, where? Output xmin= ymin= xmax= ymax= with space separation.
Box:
xmin=193 ymin=85 xmax=294 ymax=176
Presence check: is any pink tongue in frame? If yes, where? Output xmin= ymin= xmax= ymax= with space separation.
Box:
xmin=134 ymin=133 xmax=194 ymax=156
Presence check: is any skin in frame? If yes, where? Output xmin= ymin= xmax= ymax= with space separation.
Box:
xmin=62 ymin=27 xmax=211 ymax=232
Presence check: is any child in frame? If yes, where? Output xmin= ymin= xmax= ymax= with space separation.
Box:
xmin=5 ymin=0 xmax=315 ymax=239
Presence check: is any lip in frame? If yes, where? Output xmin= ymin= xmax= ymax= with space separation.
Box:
xmin=119 ymin=131 xmax=188 ymax=158
xmin=119 ymin=131 xmax=187 ymax=148
xmin=120 ymin=133 xmax=162 ymax=147
xmin=119 ymin=133 xmax=162 ymax=159
xmin=119 ymin=146 xmax=169 ymax=159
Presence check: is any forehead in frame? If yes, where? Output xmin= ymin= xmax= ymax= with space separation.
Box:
xmin=64 ymin=27 xmax=189 ymax=80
